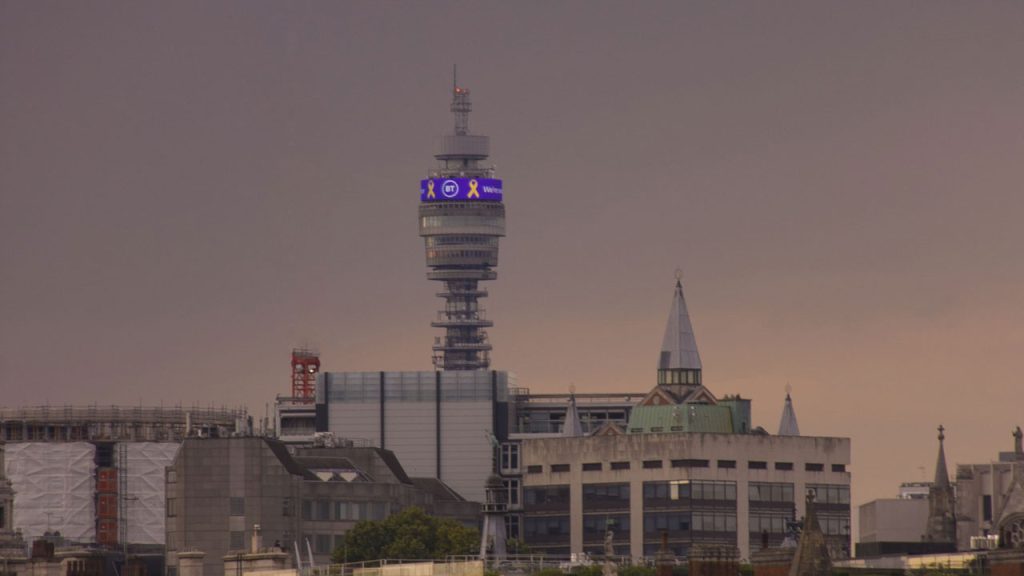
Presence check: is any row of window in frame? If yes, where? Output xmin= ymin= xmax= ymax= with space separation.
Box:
xmin=425 ymin=249 xmax=496 ymax=260
xmin=644 ymin=480 xmax=738 ymax=503
xmin=420 ymin=215 xmax=505 ymax=230
xmin=327 ymin=380 xmax=497 ymax=402
xmin=424 ymin=235 xmax=498 ymax=247
xmin=583 ymin=514 xmax=630 ymax=539
xmin=528 ymin=461 xmax=845 ymax=473
xmin=523 ymin=482 xmax=849 ymax=511
xmin=642 ymin=511 xmax=738 ymax=534
xmin=300 ymin=499 xmax=388 ymax=522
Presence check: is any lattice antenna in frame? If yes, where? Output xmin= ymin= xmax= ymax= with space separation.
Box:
xmin=451 ymin=64 xmax=472 ymax=135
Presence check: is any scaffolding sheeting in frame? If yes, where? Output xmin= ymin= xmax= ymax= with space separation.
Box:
xmin=5 ymin=442 xmax=96 ymax=542
xmin=117 ymin=442 xmax=180 ymax=545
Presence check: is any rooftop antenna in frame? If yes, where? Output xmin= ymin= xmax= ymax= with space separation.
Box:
xmin=451 ymin=64 xmax=471 ymax=135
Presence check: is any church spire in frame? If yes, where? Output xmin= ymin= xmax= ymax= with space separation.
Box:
xmin=562 ymin=390 xmax=584 ymax=437
xmin=934 ymin=425 xmax=950 ymax=487
xmin=778 ymin=391 xmax=801 ymax=436
xmin=925 ymin=425 xmax=956 ymax=545
xmin=657 ymin=273 xmax=702 ymax=386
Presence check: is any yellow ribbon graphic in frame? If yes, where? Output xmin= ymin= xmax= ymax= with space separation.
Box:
xmin=426 ymin=180 xmax=436 ymax=199
xmin=467 ymin=179 xmax=480 ymax=198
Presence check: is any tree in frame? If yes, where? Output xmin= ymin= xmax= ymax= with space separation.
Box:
xmin=331 ymin=507 xmax=479 ymax=563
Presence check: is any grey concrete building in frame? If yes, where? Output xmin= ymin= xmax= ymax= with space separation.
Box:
xmin=514 ymin=280 xmax=852 ymax=562
xmin=164 ymin=437 xmax=478 ymax=576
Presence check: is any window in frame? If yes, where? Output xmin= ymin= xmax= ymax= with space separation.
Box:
xmin=691 ymin=480 xmax=737 ymax=502
xmin=166 ymin=498 xmax=177 ymax=518
xmin=807 ymin=484 xmax=850 ymax=505
xmin=302 ymin=499 xmax=313 ymax=520
xmin=230 ymin=497 xmax=245 ymax=517
xmin=582 ymin=462 xmax=602 ymax=472
xmin=166 ymin=470 xmax=177 ymax=484
xmin=316 ymin=499 xmax=331 ymax=521
xmin=505 ymin=479 xmax=521 ymax=507
xmin=610 ymin=461 xmax=630 ymax=471
xmin=501 ymin=443 xmax=520 ymax=472
xmin=749 ymin=461 xmax=767 ymax=470
xmin=643 ymin=460 xmax=663 ymax=469
xmin=524 ymin=485 xmax=571 ymax=510
xmin=315 ymin=534 xmax=333 ymax=555
xmin=717 ymin=460 xmax=737 ymax=469
xmin=582 ymin=483 xmax=630 ymax=509
xmin=526 ymin=465 xmax=543 ymax=474
xmin=805 ymin=463 xmax=824 ymax=472
xmin=334 ymin=501 xmax=348 ymax=520
xmin=583 ymin=514 xmax=630 ymax=539
xmin=506 ymin=514 xmax=520 ymax=540
xmin=983 ymin=495 xmax=993 ymax=522
xmin=229 ymin=531 xmax=245 ymax=551
xmin=282 ymin=498 xmax=292 ymax=517
xmin=551 ymin=464 xmax=570 ymax=473
xmin=775 ymin=462 xmax=794 ymax=471
xmin=671 ymin=459 xmax=709 ymax=468
xmin=749 ymin=482 xmax=795 ymax=503
xmin=692 ymin=511 xmax=737 ymax=533
xmin=832 ymin=464 xmax=846 ymax=473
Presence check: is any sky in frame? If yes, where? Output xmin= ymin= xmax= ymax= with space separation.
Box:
xmin=2 ymin=1 xmax=1023 ymax=516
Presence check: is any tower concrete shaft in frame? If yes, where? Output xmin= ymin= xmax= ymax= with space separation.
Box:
xmin=419 ymin=81 xmax=505 ymax=370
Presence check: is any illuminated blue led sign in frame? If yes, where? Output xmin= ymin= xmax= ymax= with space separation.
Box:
xmin=420 ymin=178 xmax=503 ymax=202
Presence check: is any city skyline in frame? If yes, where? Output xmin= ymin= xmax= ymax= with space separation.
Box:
xmin=2 ymin=1 xmax=1023 ymax=516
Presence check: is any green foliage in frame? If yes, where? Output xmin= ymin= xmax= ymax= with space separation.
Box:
xmin=531 ymin=568 xmax=565 ymax=576
xmin=671 ymin=565 xmax=689 ymax=576
xmin=569 ymin=565 xmax=601 ymax=576
xmin=331 ymin=507 xmax=479 ymax=563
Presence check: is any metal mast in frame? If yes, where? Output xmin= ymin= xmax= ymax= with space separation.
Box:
xmin=418 ymin=75 xmax=505 ymax=370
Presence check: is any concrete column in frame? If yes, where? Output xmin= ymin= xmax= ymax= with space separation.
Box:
xmin=178 ymin=551 xmax=205 ymax=576
xmin=570 ymin=469 xmax=583 ymax=554
xmin=629 ymin=477 xmax=643 ymax=560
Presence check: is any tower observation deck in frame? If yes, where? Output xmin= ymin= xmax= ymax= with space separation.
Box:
xmin=418 ymin=80 xmax=505 ymax=370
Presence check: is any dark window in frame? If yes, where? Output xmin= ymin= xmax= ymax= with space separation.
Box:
xmin=229 ymin=531 xmax=244 ymax=551
xmin=551 ymin=464 xmax=570 ymax=473
xmin=583 ymin=514 xmax=630 ymax=540
xmin=524 ymin=485 xmax=571 ymax=511
xmin=643 ymin=460 xmax=663 ymax=469
xmin=582 ymin=462 xmax=603 ymax=472
xmin=526 ymin=465 xmax=543 ymax=474
xmin=983 ymin=495 xmax=993 ymax=521
xmin=807 ymin=484 xmax=850 ymax=504
xmin=582 ymin=483 xmax=630 ymax=510
xmin=775 ymin=462 xmax=794 ymax=471
xmin=229 ymin=497 xmax=245 ymax=516
xmin=610 ymin=461 xmax=630 ymax=470
xmin=282 ymin=498 xmax=292 ymax=517
xmin=717 ymin=460 xmax=737 ymax=469
xmin=315 ymin=534 xmax=332 ymax=555
xmin=749 ymin=461 xmax=768 ymax=470
xmin=301 ymin=499 xmax=312 ymax=520
xmin=831 ymin=464 xmax=846 ymax=472
xmin=749 ymin=482 xmax=795 ymax=503
xmin=805 ymin=463 xmax=824 ymax=472
xmin=522 ymin=515 xmax=570 ymax=544
xmin=672 ymin=459 xmax=710 ymax=468
xmin=691 ymin=480 xmax=737 ymax=502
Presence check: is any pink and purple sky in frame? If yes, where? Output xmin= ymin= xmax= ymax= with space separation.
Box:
xmin=2 ymin=1 xmax=1023 ymax=513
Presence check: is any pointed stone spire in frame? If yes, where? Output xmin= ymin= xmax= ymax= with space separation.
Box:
xmin=788 ymin=491 xmax=832 ymax=576
xmin=778 ymin=391 xmax=801 ymax=436
xmin=563 ymin=389 xmax=584 ymax=437
xmin=657 ymin=273 xmax=702 ymax=387
xmin=934 ymin=425 xmax=950 ymax=487
xmin=925 ymin=425 xmax=956 ymax=545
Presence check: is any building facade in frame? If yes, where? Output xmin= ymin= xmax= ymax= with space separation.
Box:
xmin=164 ymin=437 xmax=478 ymax=576
xmin=518 ymin=431 xmax=851 ymax=561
